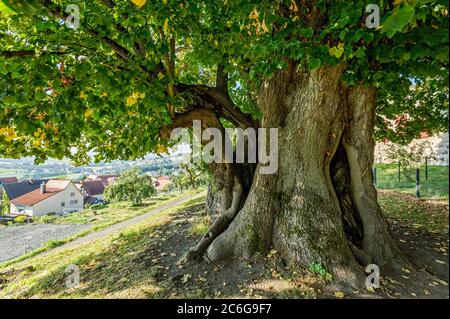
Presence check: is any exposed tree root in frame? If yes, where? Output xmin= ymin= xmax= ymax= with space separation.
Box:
xmin=179 ymin=177 xmax=243 ymax=264
xmin=178 ymin=67 xmax=402 ymax=290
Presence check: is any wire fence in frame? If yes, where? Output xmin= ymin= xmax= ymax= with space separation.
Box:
xmin=373 ymin=163 xmax=449 ymax=199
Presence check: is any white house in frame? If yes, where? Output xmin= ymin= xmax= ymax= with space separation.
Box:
xmin=10 ymin=180 xmax=84 ymax=217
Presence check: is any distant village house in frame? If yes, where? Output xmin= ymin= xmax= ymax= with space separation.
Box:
xmin=85 ymin=174 xmax=118 ymax=186
xmin=76 ymin=180 xmax=107 ymax=205
xmin=0 ymin=176 xmax=18 ymax=185
xmin=9 ymin=180 xmax=83 ymax=217
xmin=152 ymin=176 xmax=171 ymax=190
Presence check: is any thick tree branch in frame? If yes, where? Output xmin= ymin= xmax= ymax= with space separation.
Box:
xmin=216 ymin=64 xmax=228 ymax=93
xmin=0 ymin=50 xmax=67 ymax=58
xmin=176 ymin=84 xmax=257 ymax=129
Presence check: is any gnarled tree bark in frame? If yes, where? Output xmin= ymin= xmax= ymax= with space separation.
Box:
xmin=174 ymin=64 xmax=398 ymax=286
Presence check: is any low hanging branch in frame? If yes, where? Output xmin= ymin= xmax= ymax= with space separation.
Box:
xmin=158 ymin=26 xmax=176 ymax=119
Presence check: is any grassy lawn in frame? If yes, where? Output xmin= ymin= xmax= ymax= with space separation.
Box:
xmin=378 ymin=190 xmax=449 ymax=235
xmin=0 ymin=194 xmax=323 ymax=299
xmin=0 ymin=189 xmax=205 ymax=268
xmin=28 ymin=188 xmax=205 ymax=228
xmin=0 ymin=190 xmax=447 ymax=299
xmin=0 ymin=195 xmax=208 ymax=298
xmin=374 ymin=164 xmax=448 ymax=199
xmin=33 ymin=194 xmax=178 ymax=227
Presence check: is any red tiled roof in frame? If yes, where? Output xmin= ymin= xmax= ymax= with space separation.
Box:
xmin=0 ymin=177 xmax=18 ymax=184
xmin=11 ymin=180 xmax=70 ymax=206
xmin=11 ymin=188 xmax=60 ymax=206
xmin=153 ymin=176 xmax=171 ymax=189
xmin=81 ymin=180 xmax=105 ymax=196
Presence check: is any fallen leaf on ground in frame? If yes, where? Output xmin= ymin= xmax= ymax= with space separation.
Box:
xmin=334 ymin=291 xmax=345 ymax=298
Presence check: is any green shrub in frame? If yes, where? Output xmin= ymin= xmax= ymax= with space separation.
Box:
xmin=36 ymin=215 xmax=57 ymax=223
xmin=14 ymin=215 xmax=28 ymax=223
xmin=44 ymin=240 xmax=65 ymax=249
xmin=90 ymin=203 xmax=108 ymax=210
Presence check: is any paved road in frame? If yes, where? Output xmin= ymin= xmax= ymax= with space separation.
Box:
xmin=22 ymin=191 xmax=206 ymax=261
xmin=0 ymin=224 xmax=91 ymax=263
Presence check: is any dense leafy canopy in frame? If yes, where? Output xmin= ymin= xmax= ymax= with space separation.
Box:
xmin=0 ymin=0 xmax=448 ymax=164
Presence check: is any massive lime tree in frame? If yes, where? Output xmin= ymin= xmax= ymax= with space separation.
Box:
xmin=0 ymin=0 xmax=448 ymax=283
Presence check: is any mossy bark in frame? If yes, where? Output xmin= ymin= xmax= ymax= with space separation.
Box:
xmin=183 ymin=65 xmax=398 ymax=284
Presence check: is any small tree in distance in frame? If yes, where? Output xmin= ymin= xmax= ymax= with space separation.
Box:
xmin=173 ymin=163 xmax=210 ymax=191
xmin=1 ymin=191 xmax=10 ymax=215
xmin=104 ymin=168 xmax=156 ymax=206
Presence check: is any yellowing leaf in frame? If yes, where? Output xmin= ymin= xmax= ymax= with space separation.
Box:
xmin=156 ymin=144 xmax=168 ymax=154
xmin=162 ymin=0 xmax=168 ymax=4
xmin=79 ymin=91 xmax=86 ymax=99
xmin=131 ymin=0 xmax=147 ymax=8
xmin=249 ymin=8 xmax=259 ymax=20
xmin=329 ymin=44 xmax=345 ymax=59
xmin=126 ymin=92 xmax=143 ymax=106
xmin=334 ymin=291 xmax=345 ymax=298
xmin=290 ymin=0 xmax=298 ymax=13
xmin=84 ymin=109 xmax=94 ymax=118
xmin=126 ymin=95 xmax=138 ymax=106
xmin=101 ymin=92 xmax=108 ymax=97
xmin=261 ymin=19 xmax=269 ymax=33
xmin=163 ymin=18 xmax=170 ymax=34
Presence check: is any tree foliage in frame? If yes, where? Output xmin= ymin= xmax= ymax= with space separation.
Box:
xmin=0 ymin=0 xmax=448 ymax=163
xmin=1 ymin=190 xmax=9 ymax=215
xmin=173 ymin=162 xmax=209 ymax=190
xmin=104 ymin=167 xmax=155 ymax=205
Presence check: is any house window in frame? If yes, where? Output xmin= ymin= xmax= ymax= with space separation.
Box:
xmin=16 ymin=205 xmax=25 ymax=213
xmin=70 ymin=192 xmax=75 ymax=197
xmin=74 ymin=199 xmax=78 ymax=204
xmin=61 ymin=202 xmax=65 ymax=207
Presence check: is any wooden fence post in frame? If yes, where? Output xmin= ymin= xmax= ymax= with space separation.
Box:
xmin=416 ymin=168 xmax=420 ymax=199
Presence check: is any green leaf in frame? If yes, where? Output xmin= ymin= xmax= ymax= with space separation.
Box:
xmin=308 ymin=58 xmax=321 ymax=70
xmin=381 ymin=5 xmax=416 ymax=38
xmin=300 ymin=27 xmax=314 ymax=38
xmin=355 ymin=47 xmax=365 ymax=59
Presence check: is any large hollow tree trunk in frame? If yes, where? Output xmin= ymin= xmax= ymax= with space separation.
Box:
xmin=182 ymin=64 xmax=399 ymax=285
xmin=342 ymin=86 xmax=399 ymax=266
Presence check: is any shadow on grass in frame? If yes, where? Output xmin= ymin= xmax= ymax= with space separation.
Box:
xmin=5 ymin=198 xmax=318 ymax=299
